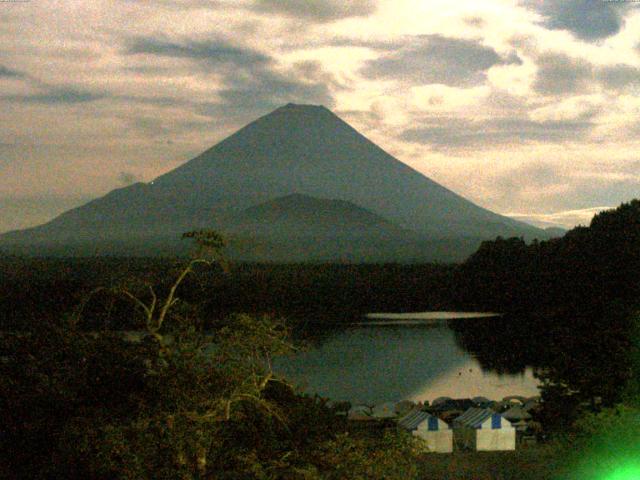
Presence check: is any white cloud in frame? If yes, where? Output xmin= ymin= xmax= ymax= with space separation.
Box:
xmin=505 ymin=206 xmax=613 ymax=229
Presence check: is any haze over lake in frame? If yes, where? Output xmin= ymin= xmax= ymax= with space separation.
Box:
xmin=276 ymin=312 xmax=539 ymax=405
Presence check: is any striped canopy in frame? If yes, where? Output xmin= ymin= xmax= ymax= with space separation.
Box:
xmin=454 ymin=407 xmax=508 ymax=429
xmin=398 ymin=410 xmax=450 ymax=431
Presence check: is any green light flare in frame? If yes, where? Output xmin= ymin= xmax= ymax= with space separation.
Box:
xmin=603 ymin=463 xmax=640 ymax=480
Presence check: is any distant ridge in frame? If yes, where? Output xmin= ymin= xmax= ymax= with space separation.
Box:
xmin=0 ymin=103 xmax=546 ymax=260
xmin=229 ymin=193 xmax=401 ymax=232
xmin=219 ymin=193 xmax=431 ymax=262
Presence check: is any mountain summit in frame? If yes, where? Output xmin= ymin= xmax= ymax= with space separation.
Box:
xmin=1 ymin=103 xmax=544 ymax=260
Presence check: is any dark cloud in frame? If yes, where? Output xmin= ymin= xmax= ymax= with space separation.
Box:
xmin=482 ymin=89 xmax=534 ymax=118
xmin=0 ymin=65 xmax=24 ymax=78
xmin=123 ymin=0 xmax=223 ymax=9
xmin=122 ymin=65 xmax=175 ymax=75
xmin=326 ymin=36 xmax=407 ymax=50
xmin=252 ymin=0 xmax=376 ymax=22
xmin=336 ymin=108 xmax=384 ymax=126
xmin=572 ymin=177 xmax=640 ymax=207
xmin=504 ymin=51 xmax=523 ymax=66
xmin=597 ymin=63 xmax=640 ymax=90
xmin=125 ymin=35 xmax=336 ymax=122
xmin=505 ymin=208 xmax=606 ymax=229
xmin=522 ymin=0 xmax=637 ymax=41
xmin=400 ymin=115 xmax=594 ymax=150
xmin=520 ymin=172 xmax=640 ymax=214
xmin=0 ymin=65 xmax=104 ymax=104
xmin=533 ymin=52 xmax=594 ymax=95
xmin=533 ymin=52 xmax=640 ymax=95
xmin=117 ymin=94 xmax=188 ymax=108
xmin=5 ymin=87 xmax=104 ymax=104
xmin=126 ymin=37 xmax=271 ymax=70
xmin=361 ymin=35 xmax=521 ymax=87
xmin=277 ymin=35 xmax=405 ymax=51
xmin=477 ymin=158 xmax=640 ymax=221
xmin=291 ymin=60 xmax=346 ymax=90
xmin=197 ymin=69 xmax=334 ymax=122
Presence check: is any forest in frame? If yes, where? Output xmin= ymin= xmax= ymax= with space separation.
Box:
xmin=0 ymin=258 xmax=456 ymax=331
xmin=2 ymin=201 xmax=640 ymax=478
xmin=453 ymin=201 xmax=640 ymax=426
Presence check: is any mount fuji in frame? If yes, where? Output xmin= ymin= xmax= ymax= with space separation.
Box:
xmin=0 ymin=103 xmax=545 ymax=261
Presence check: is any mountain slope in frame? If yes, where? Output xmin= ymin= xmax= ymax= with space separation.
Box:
xmin=226 ymin=193 xmax=404 ymax=236
xmin=151 ymin=103 xmax=540 ymax=238
xmin=220 ymin=193 xmax=483 ymax=262
xmin=0 ymin=103 xmax=545 ymax=259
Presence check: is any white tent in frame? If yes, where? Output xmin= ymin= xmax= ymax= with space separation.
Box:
xmin=453 ymin=407 xmax=515 ymax=451
xmin=398 ymin=409 xmax=453 ymax=453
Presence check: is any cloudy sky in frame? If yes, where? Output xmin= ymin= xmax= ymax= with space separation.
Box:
xmin=2 ymin=0 xmax=640 ymax=232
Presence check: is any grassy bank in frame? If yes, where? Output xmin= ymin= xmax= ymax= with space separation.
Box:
xmin=417 ymin=444 xmax=568 ymax=480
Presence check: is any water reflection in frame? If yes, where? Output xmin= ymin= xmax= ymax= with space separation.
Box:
xmin=276 ymin=316 xmax=540 ymax=404
xmin=448 ymin=315 xmax=541 ymax=375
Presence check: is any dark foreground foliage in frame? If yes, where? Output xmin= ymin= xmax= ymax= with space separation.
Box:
xmin=0 ymin=255 xmax=426 ymax=479
xmin=0 ymin=321 xmax=427 ymax=479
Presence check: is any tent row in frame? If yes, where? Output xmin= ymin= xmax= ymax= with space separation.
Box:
xmin=398 ymin=407 xmax=516 ymax=453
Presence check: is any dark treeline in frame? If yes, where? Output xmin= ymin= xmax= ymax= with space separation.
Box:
xmin=202 ymin=263 xmax=456 ymax=322
xmin=0 ymin=257 xmax=456 ymax=331
xmin=451 ymin=200 xmax=640 ymax=428
xmin=455 ymin=200 xmax=640 ymax=316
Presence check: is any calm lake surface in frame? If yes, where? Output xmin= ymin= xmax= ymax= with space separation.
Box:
xmin=275 ymin=312 xmax=540 ymax=405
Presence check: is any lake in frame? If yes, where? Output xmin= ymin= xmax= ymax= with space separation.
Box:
xmin=275 ymin=312 xmax=540 ymax=405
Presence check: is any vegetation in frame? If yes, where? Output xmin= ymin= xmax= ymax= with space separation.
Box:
xmin=0 ymin=258 xmax=456 ymax=331
xmin=416 ymin=445 xmax=569 ymax=480
xmin=0 ymin=231 xmax=426 ymax=479
xmin=563 ymin=403 xmax=640 ymax=479
xmin=454 ymin=200 xmax=640 ymax=436
xmin=456 ymin=200 xmax=640 ymax=316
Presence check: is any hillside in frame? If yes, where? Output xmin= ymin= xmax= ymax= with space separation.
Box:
xmin=219 ymin=193 xmax=478 ymax=262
